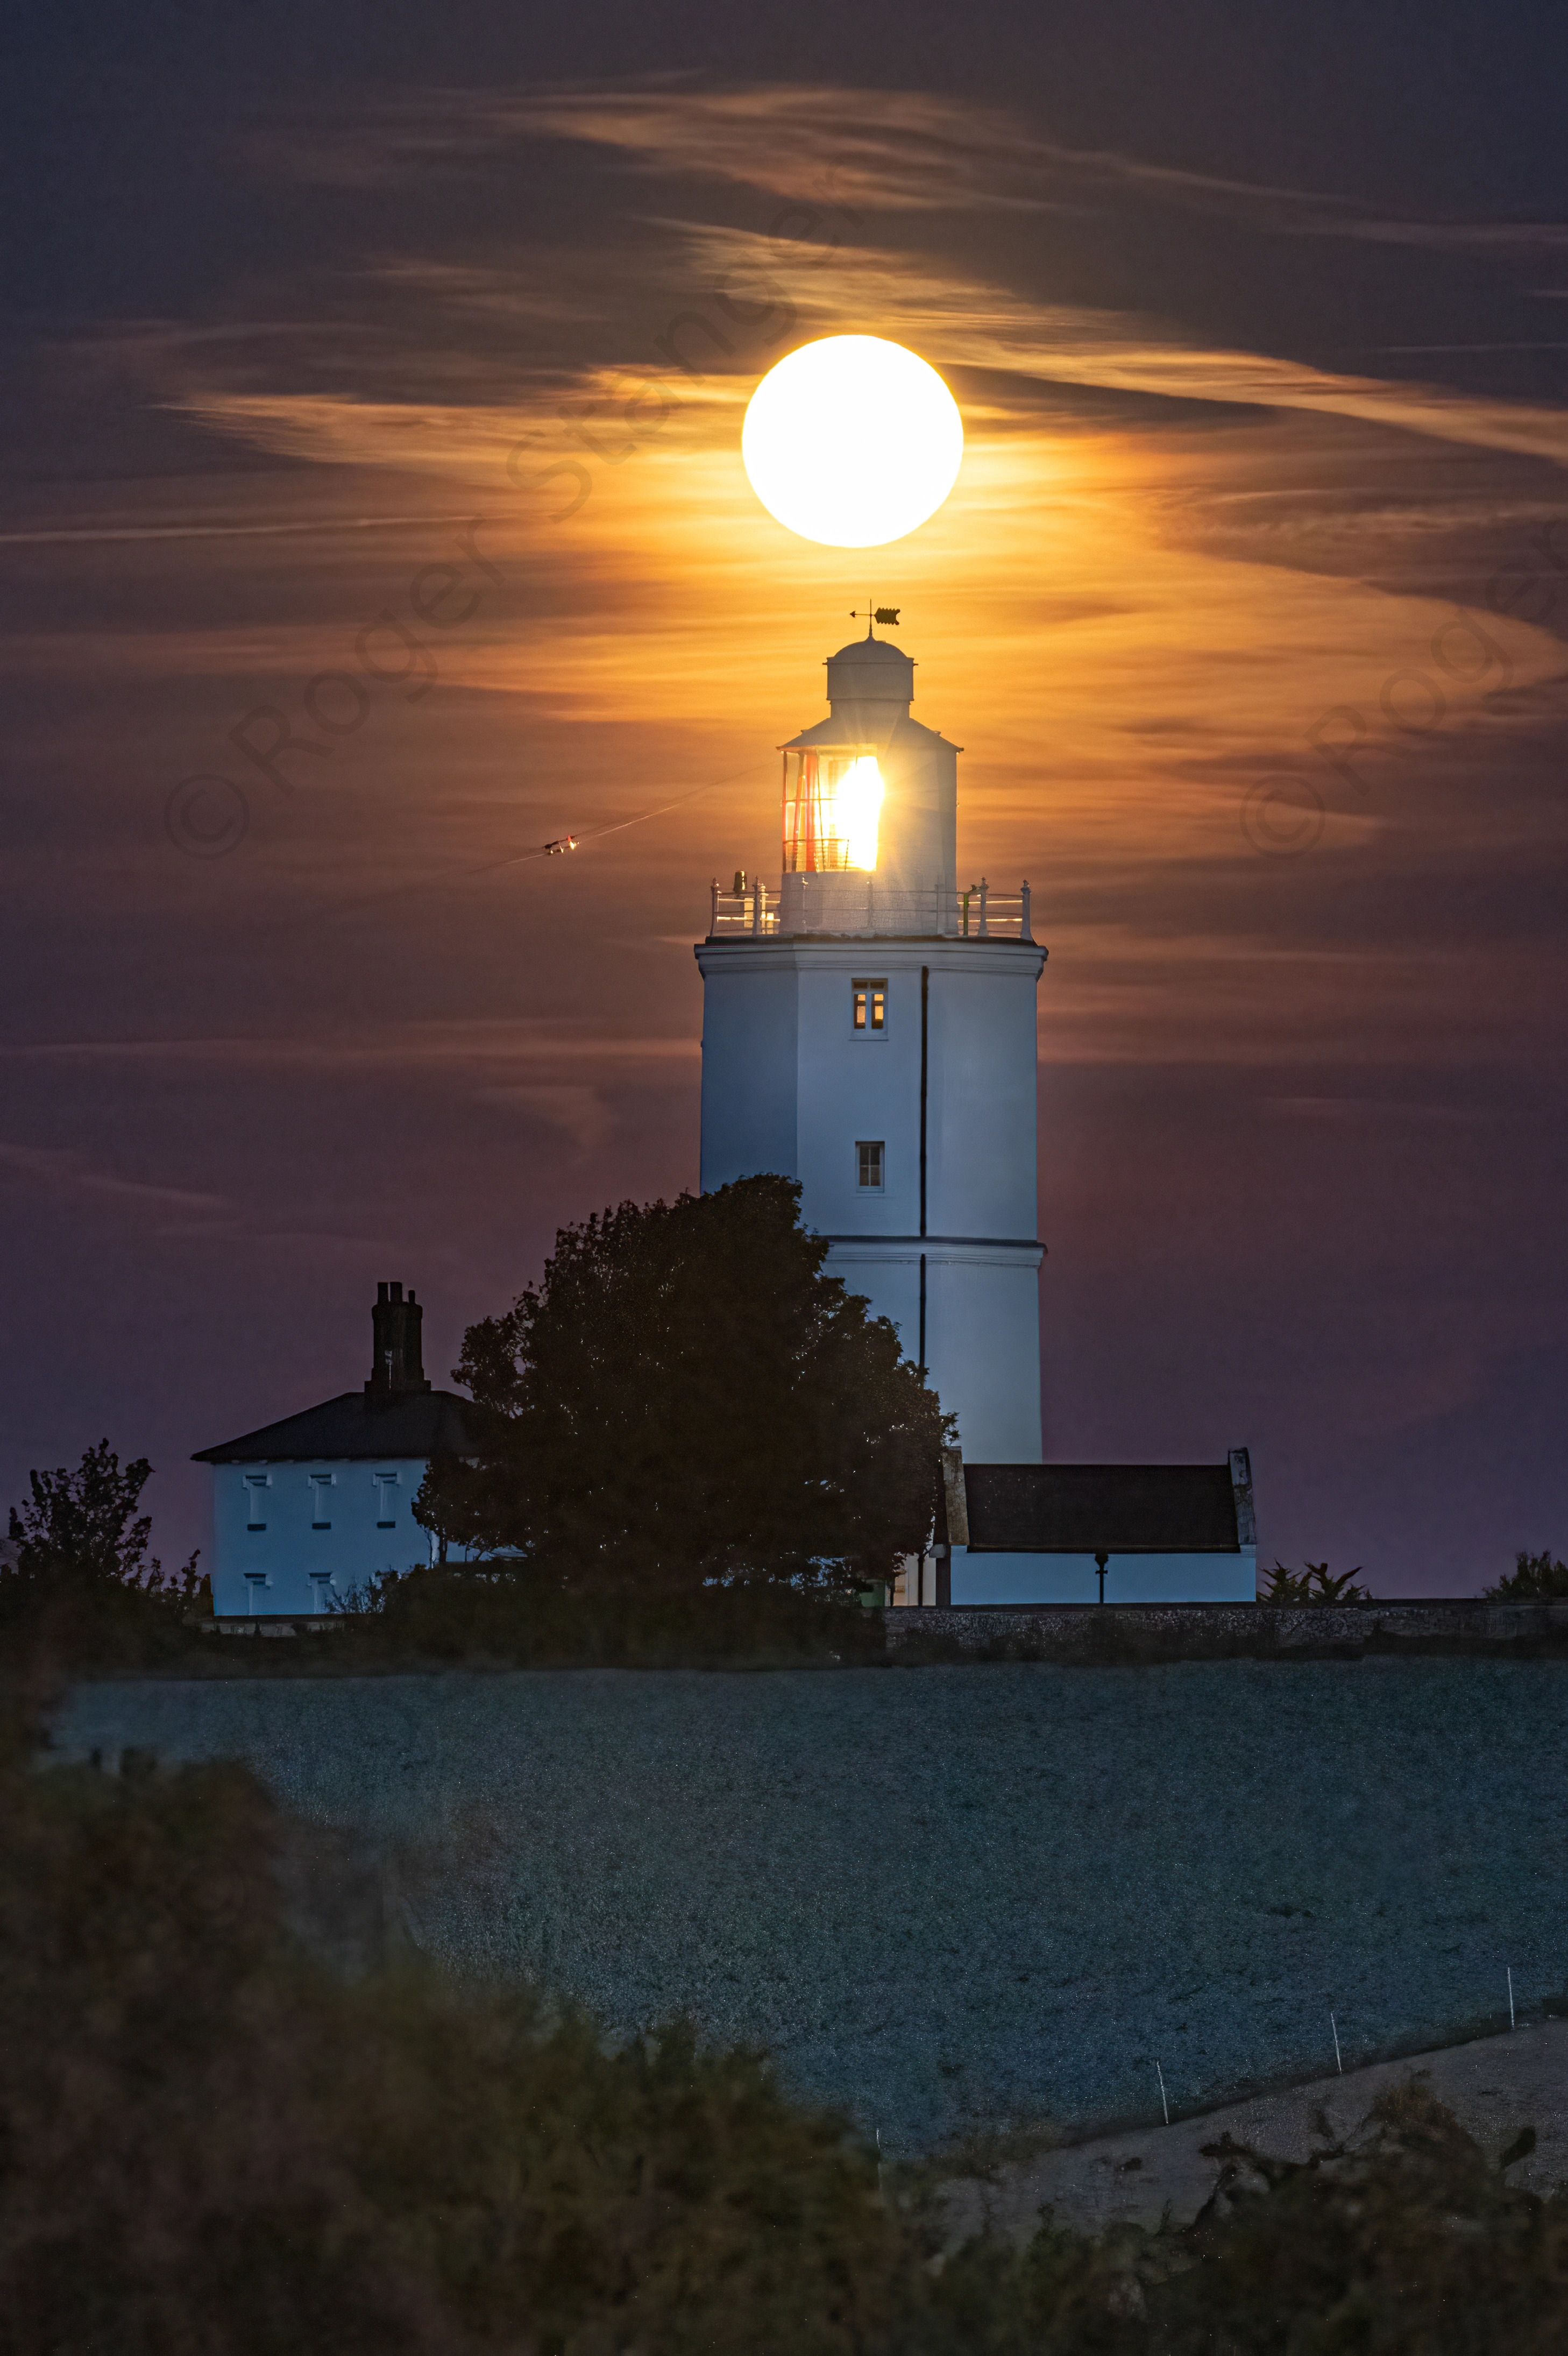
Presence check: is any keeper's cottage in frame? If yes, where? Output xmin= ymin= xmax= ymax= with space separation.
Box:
xmin=194 ymin=1283 xmax=474 ymax=1619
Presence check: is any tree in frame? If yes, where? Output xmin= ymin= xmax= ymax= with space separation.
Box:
xmin=1483 ymin=1549 xmax=1568 ymax=1600
xmin=417 ymin=1177 xmax=947 ymax=1592
xmin=6 ymin=1439 xmax=195 ymax=1593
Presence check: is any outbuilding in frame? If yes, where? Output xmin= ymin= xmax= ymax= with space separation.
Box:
xmin=902 ymin=1447 xmax=1258 ymax=1604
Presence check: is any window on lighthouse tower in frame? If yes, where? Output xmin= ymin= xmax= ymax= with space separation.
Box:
xmin=852 ymin=980 xmax=886 ymax=1032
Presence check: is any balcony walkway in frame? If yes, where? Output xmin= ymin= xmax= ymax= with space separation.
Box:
xmin=706 ymin=877 xmax=1034 ymax=942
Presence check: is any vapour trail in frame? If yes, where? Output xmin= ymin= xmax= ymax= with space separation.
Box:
xmin=296 ymin=758 xmax=775 ymax=932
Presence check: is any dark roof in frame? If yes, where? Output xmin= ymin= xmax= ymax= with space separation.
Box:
xmin=964 ymin=1463 xmax=1241 ymax=1554
xmin=193 ymin=1389 xmax=478 ymax=1464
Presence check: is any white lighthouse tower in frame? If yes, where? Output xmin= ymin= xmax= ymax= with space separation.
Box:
xmin=695 ymin=625 xmax=1046 ymax=1464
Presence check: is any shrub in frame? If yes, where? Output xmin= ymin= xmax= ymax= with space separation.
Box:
xmin=2 ymin=1440 xmax=206 ymax=1669
xmin=1260 ymin=1559 xmax=1370 ymax=1604
xmin=338 ymin=1562 xmax=890 ymax=1669
xmin=1152 ymin=2079 xmax=1568 ymax=2354
xmin=0 ymin=1739 xmax=913 ymax=2356
xmin=1482 ymin=1549 xmax=1568 ymax=1601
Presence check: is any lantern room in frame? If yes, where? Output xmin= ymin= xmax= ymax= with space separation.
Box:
xmin=774 ymin=626 xmax=961 ymax=935
xmin=781 ymin=747 xmax=884 ymax=873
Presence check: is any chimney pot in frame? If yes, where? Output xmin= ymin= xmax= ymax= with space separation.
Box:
xmin=366 ymin=1280 xmax=432 ymax=1396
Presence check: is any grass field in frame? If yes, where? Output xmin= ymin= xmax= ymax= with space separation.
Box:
xmin=48 ymin=1656 xmax=1568 ymax=2154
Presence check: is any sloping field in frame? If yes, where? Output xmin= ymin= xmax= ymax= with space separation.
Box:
xmin=48 ymin=1659 xmax=1568 ymax=2153
xmin=939 ymin=2020 xmax=1568 ymax=2243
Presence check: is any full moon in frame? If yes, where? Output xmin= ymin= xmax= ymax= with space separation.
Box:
xmin=741 ymin=335 xmax=964 ymax=548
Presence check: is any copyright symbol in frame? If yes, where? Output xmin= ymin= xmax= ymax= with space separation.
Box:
xmin=1241 ymin=775 xmax=1325 ymax=858
xmin=165 ymin=774 xmax=249 ymax=859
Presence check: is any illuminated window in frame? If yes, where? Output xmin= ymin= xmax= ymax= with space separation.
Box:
xmin=374 ymin=1471 xmax=399 ymax=1528
xmin=852 ymin=979 xmax=887 ymax=1033
xmin=857 ymin=1140 xmax=885 ymax=1190
xmin=244 ymin=1474 xmax=269 ymax=1531
xmin=781 ymin=748 xmax=883 ymax=872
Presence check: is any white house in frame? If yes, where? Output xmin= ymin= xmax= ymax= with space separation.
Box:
xmin=193 ymin=1282 xmax=476 ymax=1620
xmin=695 ymin=623 xmax=1260 ymax=1603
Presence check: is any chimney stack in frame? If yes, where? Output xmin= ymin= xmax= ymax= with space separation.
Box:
xmin=366 ymin=1280 xmax=432 ymax=1396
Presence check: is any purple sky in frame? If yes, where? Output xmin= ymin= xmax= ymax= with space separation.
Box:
xmin=5 ymin=5 xmax=1568 ymax=1593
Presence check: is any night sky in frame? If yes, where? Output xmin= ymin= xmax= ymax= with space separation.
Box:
xmin=5 ymin=4 xmax=1567 ymax=1592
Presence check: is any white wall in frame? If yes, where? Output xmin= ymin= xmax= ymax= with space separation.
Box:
xmin=921 ymin=1249 xmax=1043 ymax=1461
xmin=696 ymin=935 xmax=1046 ymax=1462
xmin=926 ymin=956 xmax=1041 ymax=1243
xmin=697 ymin=955 xmax=800 ymax=1191
xmin=209 ymin=1458 xmax=432 ymax=1616
xmin=950 ymin=1546 xmax=1259 ymax=1604
xmin=826 ymin=1239 xmax=1043 ymax=1462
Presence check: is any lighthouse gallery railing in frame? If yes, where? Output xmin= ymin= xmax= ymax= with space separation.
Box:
xmin=707 ymin=878 xmax=1034 ymax=943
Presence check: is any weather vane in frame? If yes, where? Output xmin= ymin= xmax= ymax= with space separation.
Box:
xmin=849 ymin=605 xmax=901 ymax=630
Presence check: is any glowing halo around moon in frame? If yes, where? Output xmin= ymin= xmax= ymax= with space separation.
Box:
xmin=741 ymin=334 xmax=964 ymax=547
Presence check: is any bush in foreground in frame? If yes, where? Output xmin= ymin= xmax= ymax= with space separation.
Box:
xmin=0 ymin=1733 xmax=913 ymax=2356
xmin=7 ymin=1730 xmax=1568 ymax=2352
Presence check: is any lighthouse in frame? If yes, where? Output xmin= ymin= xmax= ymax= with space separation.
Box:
xmin=695 ymin=626 xmax=1046 ymax=1464
xmin=181 ymin=618 xmax=1257 ymax=1628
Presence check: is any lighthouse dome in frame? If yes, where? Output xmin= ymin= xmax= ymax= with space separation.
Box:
xmin=826 ymin=633 xmax=914 ymax=714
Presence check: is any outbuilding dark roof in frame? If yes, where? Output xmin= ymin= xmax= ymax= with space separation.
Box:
xmin=193 ymin=1389 xmax=478 ymax=1465
xmin=964 ymin=1463 xmax=1241 ymax=1554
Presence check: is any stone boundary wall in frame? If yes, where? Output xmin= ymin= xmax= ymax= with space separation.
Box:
xmin=883 ymin=1598 xmax=1568 ymax=1661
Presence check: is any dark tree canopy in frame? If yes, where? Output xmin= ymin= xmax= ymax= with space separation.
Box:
xmin=6 ymin=1440 xmax=186 ymax=1589
xmin=418 ymin=1177 xmax=947 ymax=1591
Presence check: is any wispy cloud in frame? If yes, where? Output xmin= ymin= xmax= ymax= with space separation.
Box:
xmin=0 ymin=1142 xmax=230 ymax=1222
xmin=477 ymin=1082 xmax=615 ymax=1155
xmin=0 ymin=1023 xmax=701 ymax=1071
xmin=261 ymin=79 xmax=1568 ymax=263
xmin=166 ymin=218 xmax=1568 ymax=499
xmin=677 ymin=224 xmax=1568 ymax=469
xmin=0 ymin=513 xmax=485 ymax=549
